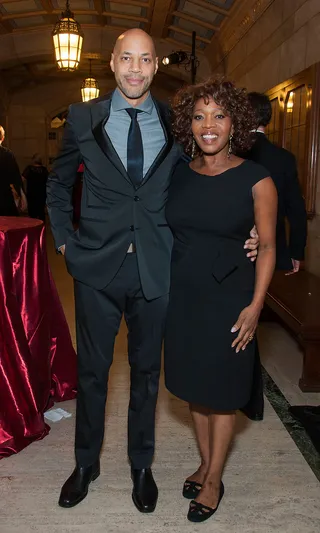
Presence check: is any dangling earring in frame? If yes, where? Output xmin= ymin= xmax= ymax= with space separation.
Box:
xmin=228 ymin=133 xmax=233 ymax=158
xmin=191 ymin=138 xmax=196 ymax=159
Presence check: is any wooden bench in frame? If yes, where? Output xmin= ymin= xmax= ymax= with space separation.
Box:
xmin=265 ymin=270 xmax=320 ymax=392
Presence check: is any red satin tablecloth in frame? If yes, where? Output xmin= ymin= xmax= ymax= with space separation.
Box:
xmin=0 ymin=217 xmax=77 ymax=458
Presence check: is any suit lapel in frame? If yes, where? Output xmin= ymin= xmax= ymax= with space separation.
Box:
xmin=91 ymin=93 xmax=175 ymax=188
xmin=140 ymin=97 xmax=175 ymax=187
xmin=91 ymin=94 xmax=130 ymax=184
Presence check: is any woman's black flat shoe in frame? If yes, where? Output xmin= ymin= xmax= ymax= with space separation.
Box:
xmin=182 ymin=480 xmax=203 ymax=499
xmin=187 ymin=481 xmax=224 ymax=523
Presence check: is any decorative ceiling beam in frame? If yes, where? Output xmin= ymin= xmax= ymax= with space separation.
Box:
xmin=165 ymin=37 xmax=193 ymax=51
xmin=103 ymin=24 xmax=134 ymax=34
xmin=0 ymin=15 xmax=12 ymax=32
xmin=149 ymin=0 xmax=173 ymax=38
xmin=2 ymin=11 xmax=47 ymax=20
xmin=12 ymin=24 xmax=55 ymax=33
xmin=108 ymin=0 xmax=150 ymax=7
xmin=186 ymin=0 xmax=229 ymax=17
xmin=168 ymin=25 xmax=210 ymax=44
xmin=172 ymin=10 xmax=219 ymax=31
xmin=9 ymin=19 xmax=148 ymax=34
xmin=102 ymin=11 xmax=148 ymax=23
xmin=93 ymin=0 xmax=104 ymax=25
xmin=39 ymin=0 xmax=53 ymax=11
xmin=50 ymin=9 xmax=148 ymax=23
xmin=93 ymin=0 xmax=103 ymax=12
xmin=39 ymin=0 xmax=57 ymax=24
xmin=145 ymin=0 xmax=155 ymax=33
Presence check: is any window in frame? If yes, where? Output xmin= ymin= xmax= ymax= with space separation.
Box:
xmin=265 ymin=63 xmax=320 ymax=217
xmin=284 ymin=86 xmax=307 ymax=191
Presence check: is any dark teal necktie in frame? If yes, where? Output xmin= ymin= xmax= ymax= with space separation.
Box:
xmin=126 ymin=108 xmax=143 ymax=187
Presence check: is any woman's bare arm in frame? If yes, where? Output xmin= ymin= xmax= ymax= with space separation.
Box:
xmin=231 ymin=176 xmax=277 ymax=352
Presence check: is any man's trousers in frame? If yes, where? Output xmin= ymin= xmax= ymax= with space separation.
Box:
xmin=74 ymin=254 xmax=168 ymax=469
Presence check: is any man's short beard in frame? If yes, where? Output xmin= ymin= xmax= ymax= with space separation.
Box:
xmin=117 ymin=76 xmax=151 ymax=101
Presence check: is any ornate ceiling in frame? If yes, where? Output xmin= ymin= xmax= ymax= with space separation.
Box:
xmin=0 ymin=0 xmax=237 ymax=43
xmin=0 ymin=0 xmax=275 ymax=93
xmin=0 ymin=0 xmax=241 ymax=90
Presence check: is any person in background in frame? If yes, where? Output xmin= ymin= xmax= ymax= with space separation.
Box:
xmin=239 ymin=92 xmax=308 ymax=424
xmin=0 ymin=125 xmax=27 ymax=216
xmin=23 ymin=154 xmax=48 ymax=221
xmin=244 ymin=92 xmax=307 ymax=274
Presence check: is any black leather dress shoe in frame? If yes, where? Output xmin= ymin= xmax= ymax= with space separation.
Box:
xmin=131 ymin=468 xmax=158 ymax=513
xmin=58 ymin=461 xmax=100 ymax=508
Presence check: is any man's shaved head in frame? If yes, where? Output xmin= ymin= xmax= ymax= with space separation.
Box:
xmin=113 ymin=29 xmax=156 ymax=57
xmin=110 ymin=28 xmax=158 ymax=106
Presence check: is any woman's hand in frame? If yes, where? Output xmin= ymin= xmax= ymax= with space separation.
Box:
xmin=244 ymin=226 xmax=259 ymax=262
xmin=231 ymin=304 xmax=262 ymax=353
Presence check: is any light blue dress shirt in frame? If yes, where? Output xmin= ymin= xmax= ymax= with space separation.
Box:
xmin=105 ymin=89 xmax=166 ymax=177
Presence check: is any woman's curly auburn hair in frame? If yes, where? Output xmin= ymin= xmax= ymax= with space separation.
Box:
xmin=172 ymin=77 xmax=256 ymax=157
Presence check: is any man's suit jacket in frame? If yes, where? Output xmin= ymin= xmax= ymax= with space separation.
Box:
xmin=46 ymin=92 xmax=182 ymax=300
xmin=0 ymin=145 xmax=23 ymax=216
xmin=244 ymin=133 xmax=307 ymax=270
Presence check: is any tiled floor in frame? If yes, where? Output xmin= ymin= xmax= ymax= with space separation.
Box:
xmin=0 ymin=231 xmax=319 ymax=533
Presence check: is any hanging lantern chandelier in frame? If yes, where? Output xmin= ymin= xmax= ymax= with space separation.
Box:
xmin=81 ymin=59 xmax=100 ymax=102
xmin=52 ymin=0 xmax=83 ymax=72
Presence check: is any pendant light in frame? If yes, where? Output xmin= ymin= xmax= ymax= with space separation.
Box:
xmin=81 ymin=59 xmax=100 ymax=102
xmin=52 ymin=0 xmax=83 ymax=71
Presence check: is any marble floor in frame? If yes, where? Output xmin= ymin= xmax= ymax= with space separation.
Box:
xmin=0 ymin=233 xmax=319 ymax=533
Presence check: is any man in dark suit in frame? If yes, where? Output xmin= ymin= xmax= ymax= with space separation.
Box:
xmin=0 ymin=125 xmax=26 ymax=215
xmin=47 ymin=29 xmax=259 ymax=512
xmin=240 ymin=92 xmax=308 ymax=423
xmin=245 ymin=92 xmax=307 ymax=272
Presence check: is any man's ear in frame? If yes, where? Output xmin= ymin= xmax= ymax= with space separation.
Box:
xmin=110 ymin=53 xmax=115 ymax=73
xmin=154 ymin=56 xmax=159 ymax=75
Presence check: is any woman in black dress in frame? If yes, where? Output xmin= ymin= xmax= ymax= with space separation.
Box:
xmin=164 ymin=79 xmax=277 ymax=522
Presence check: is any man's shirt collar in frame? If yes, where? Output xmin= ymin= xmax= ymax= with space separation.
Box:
xmin=112 ymin=88 xmax=153 ymax=114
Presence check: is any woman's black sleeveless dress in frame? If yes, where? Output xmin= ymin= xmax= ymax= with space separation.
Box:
xmin=164 ymin=159 xmax=269 ymax=410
